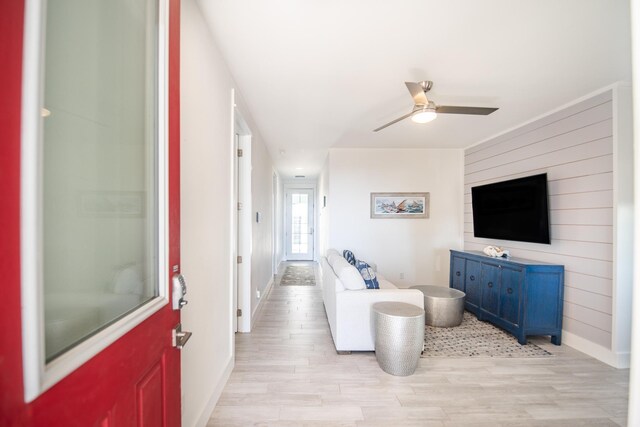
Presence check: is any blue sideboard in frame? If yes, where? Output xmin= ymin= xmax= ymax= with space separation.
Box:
xmin=449 ymin=250 xmax=564 ymax=345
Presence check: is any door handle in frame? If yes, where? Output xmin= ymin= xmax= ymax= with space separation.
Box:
xmin=172 ymin=273 xmax=188 ymax=310
xmin=173 ymin=323 xmax=192 ymax=349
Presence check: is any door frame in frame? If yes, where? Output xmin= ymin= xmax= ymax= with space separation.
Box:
xmin=232 ymin=103 xmax=252 ymax=333
xmin=272 ymin=172 xmax=278 ymax=277
xmin=283 ymin=181 xmax=317 ymax=261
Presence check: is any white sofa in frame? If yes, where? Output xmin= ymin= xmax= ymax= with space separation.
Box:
xmin=320 ymin=249 xmax=424 ymax=352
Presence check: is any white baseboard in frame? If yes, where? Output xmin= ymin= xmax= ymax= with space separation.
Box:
xmin=563 ymin=330 xmax=630 ymax=369
xmin=251 ymin=276 xmax=274 ymax=329
xmin=194 ymin=356 xmax=234 ymax=427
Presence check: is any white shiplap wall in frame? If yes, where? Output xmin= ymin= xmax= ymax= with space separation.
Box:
xmin=464 ymin=90 xmax=616 ymax=350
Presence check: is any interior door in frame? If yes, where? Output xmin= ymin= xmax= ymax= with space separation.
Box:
xmin=285 ymin=189 xmax=315 ymax=261
xmin=1 ymin=0 xmax=184 ymax=425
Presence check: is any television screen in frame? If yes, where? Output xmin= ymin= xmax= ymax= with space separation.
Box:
xmin=471 ymin=174 xmax=550 ymax=244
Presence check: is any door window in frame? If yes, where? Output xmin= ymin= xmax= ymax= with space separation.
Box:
xmin=291 ymin=193 xmax=309 ymax=254
xmin=42 ymin=0 xmax=160 ymax=362
xmin=22 ymin=0 xmax=169 ymax=401
xmin=285 ymin=189 xmax=314 ymax=260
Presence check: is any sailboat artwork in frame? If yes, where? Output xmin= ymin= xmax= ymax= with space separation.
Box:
xmin=370 ymin=192 xmax=430 ymax=218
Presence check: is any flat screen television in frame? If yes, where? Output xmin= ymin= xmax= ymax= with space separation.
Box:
xmin=471 ymin=173 xmax=550 ymax=244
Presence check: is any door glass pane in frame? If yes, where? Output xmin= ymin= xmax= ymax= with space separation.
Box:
xmin=291 ymin=193 xmax=309 ymax=254
xmin=42 ymin=0 xmax=159 ymax=361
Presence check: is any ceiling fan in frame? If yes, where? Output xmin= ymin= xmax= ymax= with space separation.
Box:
xmin=373 ymin=81 xmax=498 ymax=132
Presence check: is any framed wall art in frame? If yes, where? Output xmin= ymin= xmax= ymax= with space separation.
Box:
xmin=370 ymin=192 xmax=429 ymax=219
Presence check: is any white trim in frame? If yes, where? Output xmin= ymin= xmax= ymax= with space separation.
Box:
xmin=20 ymin=0 xmax=46 ymax=403
xmin=229 ymin=89 xmax=237 ymax=338
xmin=465 ymin=81 xmax=633 ymax=151
xmin=611 ymin=84 xmax=634 ymax=360
xmin=237 ymin=133 xmax=252 ymax=333
xmin=194 ymin=355 xmax=234 ymax=427
xmin=231 ymin=103 xmax=253 ymax=333
xmin=251 ymin=276 xmax=274 ymax=330
xmin=562 ymin=330 xmax=630 ymax=369
xmin=628 ymin=1 xmax=640 ymax=424
xmin=21 ymin=0 xmax=170 ymax=402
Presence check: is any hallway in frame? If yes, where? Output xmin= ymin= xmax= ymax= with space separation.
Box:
xmin=208 ymin=262 xmax=629 ymax=426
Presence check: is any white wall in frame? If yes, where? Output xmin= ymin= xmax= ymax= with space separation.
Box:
xmin=180 ymin=1 xmax=275 ymax=425
xmin=318 ymin=158 xmax=330 ymax=259
xmin=464 ymin=85 xmax=633 ymax=367
xmin=250 ymin=136 xmax=276 ymax=320
xmin=327 ymin=148 xmax=464 ymax=286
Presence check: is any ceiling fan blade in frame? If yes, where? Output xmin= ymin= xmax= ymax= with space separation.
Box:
xmin=436 ymin=105 xmax=498 ymax=115
xmin=373 ymin=111 xmax=413 ymax=132
xmin=405 ymin=82 xmax=428 ymax=105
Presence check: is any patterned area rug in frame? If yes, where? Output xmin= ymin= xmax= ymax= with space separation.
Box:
xmin=280 ymin=265 xmax=316 ymax=286
xmin=422 ymin=312 xmax=553 ymax=358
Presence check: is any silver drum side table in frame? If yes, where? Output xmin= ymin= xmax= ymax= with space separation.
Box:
xmin=372 ymin=302 xmax=425 ymax=376
xmin=410 ymin=285 xmax=465 ymax=327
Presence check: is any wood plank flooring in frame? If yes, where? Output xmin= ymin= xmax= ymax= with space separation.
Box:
xmin=208 ymin=262 xmax=629 ymax=426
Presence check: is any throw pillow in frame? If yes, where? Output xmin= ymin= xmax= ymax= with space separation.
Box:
xmin=343 ymin=249 xmax=357 ymax=266
xmin=356 ymin=260 xmax=379 ymax=289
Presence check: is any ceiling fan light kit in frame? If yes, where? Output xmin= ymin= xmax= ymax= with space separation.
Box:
xmin=411 ymin=104 xmax=437 ymax=124
xmin=374 ymin=80 xmax=499 ymax=132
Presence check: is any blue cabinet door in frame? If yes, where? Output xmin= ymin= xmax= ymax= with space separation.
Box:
xmin=451 ymin=255 xmax=465 ymax=292
xmin=480 ymin=263 xmax=500 ymax=316
xmin=499 ymin=266 xmax=522 ymax=326
xmin=465 ymin=260 xmax=481 ymax=309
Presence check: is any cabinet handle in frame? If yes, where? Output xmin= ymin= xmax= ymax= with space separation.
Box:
xmin=470 ymin=275 xmax=475 ymax=281
xmin=487 ymin=282 xmax=493 ymax=288
xmin=456 ymin=271 xmax=461 ymax=277
xmin=507 ymin=288 xmax=513 ymax=294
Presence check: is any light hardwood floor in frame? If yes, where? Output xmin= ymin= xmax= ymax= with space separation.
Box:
xmin=208 ymin=262 xmax=629 ymax=426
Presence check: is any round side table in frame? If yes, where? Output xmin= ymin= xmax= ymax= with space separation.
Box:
xmin=372 ymin=301 xmax=425 ymax=376
xmin=410 ymin=285 xmax=465 ymax=327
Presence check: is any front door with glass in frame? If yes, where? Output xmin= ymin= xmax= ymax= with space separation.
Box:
xmin=285 ymin=189 xmax=315 ymax=261
xmin=1 ymin=0 xmax=183 ymax=425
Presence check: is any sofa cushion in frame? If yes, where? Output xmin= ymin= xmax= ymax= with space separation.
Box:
xmin=327 ymin=253 xmax=345 ymax=270
xmin=333 ymin=258 xmax=366 ymax=290
xmin=326 ymin=248 xmax=340 ymax=258
xmin=377 ymin=276 xmax=397 ymax=289
xmin=330 ymin=256 xmax=350 ymax=275
xmin=343 ymin=249 xmax=357 ymax=266
xmin=356 ymin=260 xmax=379 ymax=289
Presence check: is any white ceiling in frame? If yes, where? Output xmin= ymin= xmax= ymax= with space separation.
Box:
xmin=198 ymin=0 xmax=632 ymax=179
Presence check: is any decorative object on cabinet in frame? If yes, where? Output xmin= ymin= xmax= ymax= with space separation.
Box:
xmin=449 ymin=250 xmax=564 ymax=345
xmin=482 ymin=245 xmax=510 ymax=258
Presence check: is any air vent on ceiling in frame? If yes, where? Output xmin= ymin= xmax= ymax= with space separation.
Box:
xmin=295 ymin=175 xmax=305 ymax=178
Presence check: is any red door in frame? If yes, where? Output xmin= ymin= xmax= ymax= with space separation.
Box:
xmin=0 ymin=0 xmax=183 ymax=426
